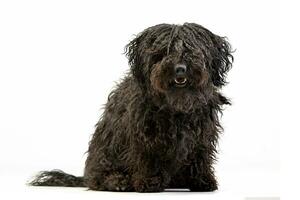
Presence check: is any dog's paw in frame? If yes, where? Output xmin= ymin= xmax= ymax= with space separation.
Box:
xmin=189 ymin=177 xmax=218 ymax=192
xmin=133 ymin=176 xmax=164 ymax=192
xmin=104 ymin=173 xmax=132 ymax=191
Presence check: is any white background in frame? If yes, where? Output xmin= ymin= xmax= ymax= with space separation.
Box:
xmin=0 ymin=0 xmax=282 ymax=199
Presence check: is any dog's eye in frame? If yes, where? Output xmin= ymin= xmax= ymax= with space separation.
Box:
xmin=152 ymin=54 xmax=164 ymax=64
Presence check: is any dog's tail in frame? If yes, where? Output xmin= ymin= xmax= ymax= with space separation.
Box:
xmin=29 ymin=170 xmax=85 ymax=187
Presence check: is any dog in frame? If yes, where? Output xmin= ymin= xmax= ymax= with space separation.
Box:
xmin=30 ymin=23 xmax=233 ymax=192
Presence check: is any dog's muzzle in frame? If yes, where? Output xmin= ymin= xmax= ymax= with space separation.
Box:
xmin=174 ymin=64 xmax=187 ymax=87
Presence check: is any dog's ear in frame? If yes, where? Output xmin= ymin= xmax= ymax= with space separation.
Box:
xmin=125 ymin=33 xmax=148 ymax=87
xmin=183 ymin=23 xmax=233 ymax=87
xmin=209 ymin=35 xmax=233 ymax=87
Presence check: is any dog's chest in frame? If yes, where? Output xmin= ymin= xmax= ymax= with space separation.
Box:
xmin=144 ymin=112 xmax=184 ymax=135
xmin=143 ymin=111 xmax=200 ymax=157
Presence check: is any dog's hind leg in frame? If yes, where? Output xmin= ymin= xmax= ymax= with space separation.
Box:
xmin=102 ymin=172 xmax=132 ymax=191
xmin=85 ymin=171 xmax=132 ymax=191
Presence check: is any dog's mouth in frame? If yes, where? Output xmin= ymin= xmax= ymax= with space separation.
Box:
xmin=174 ymin=77 xmax=187 ymax=87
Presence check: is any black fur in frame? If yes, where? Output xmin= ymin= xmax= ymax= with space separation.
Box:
xmin=29 ymin=23 xmax=233 ymax=192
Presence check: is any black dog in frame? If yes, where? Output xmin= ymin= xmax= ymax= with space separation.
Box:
xmin=30 ymin=23 xmax=233 ymax=192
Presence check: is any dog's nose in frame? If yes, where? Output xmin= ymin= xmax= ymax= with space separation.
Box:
xmin=175 ymin=64 xmax=187 ymax=75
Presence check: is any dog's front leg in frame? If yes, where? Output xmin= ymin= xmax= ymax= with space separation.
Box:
xmin=188 ymin=152 xmax=218 ymax=192
xmin=131 ymin=153 xmax=171 ymax=192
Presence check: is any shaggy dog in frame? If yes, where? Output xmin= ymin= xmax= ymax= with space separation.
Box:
xmin=30 ymin=23 xmax=233 ymax=192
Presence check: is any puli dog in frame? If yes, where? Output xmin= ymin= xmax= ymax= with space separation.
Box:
xmin=30 ymin=23 xmax=233 ymax=192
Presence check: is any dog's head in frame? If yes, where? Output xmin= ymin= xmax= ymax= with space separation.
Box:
xmin=126 ymin=23 xmax=233 ymax=112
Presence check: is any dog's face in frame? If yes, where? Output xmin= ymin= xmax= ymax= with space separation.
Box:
xmin=126 ymin=23 xmax=233 ymax=112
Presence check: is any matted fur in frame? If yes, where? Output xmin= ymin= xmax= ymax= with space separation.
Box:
xmin=30 ymin=23 xmax=233 ymax=192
